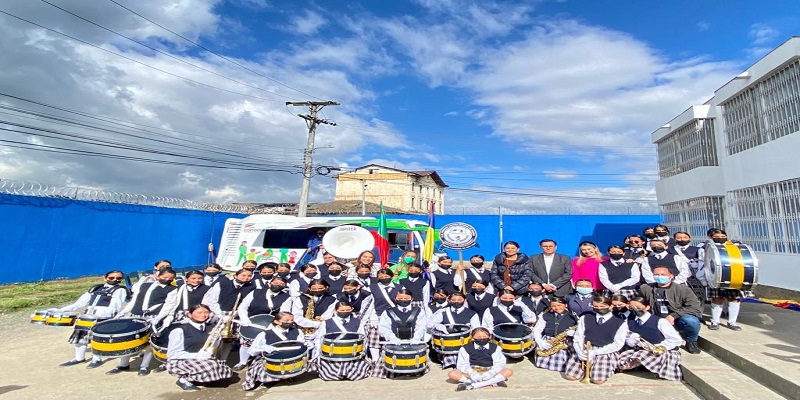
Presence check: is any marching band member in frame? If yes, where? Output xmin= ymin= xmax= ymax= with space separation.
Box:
xmin=375 ymin=289 xmax=430 ymax=378
xmin=521 ymin=282 xmax=551 ymax=315
xmin=599 ymin=245 xmax=641 ymax=300
xmin=58 ymin=270 xmax=128 ymax=367
xmin=481 ymin=291 xmax=536 ymax=329
xmin=428 ymin=289 xmax=450 ymax=315
xmin=275 ymin=263 xmax=295 ymax=284
xmin=132 ymin=260 xmax=172 ymax=292
xmin=112 ymin=267 xmax=178 ymax=376
xmin=618 ymin=297 xmax=683 ymax=381
xmin=338 ymin=279 xmax=374 ymax=320
xmin=322 ymin=262 xmax=347 ymax=294
xmin=650 ymin=225 xmax=677 ymax=252
xmin=640 ymin=239 xmax=691 ymax=285
xmin=292 ymin=279 xmax=337 ymax=338
xmin=564 ymin=294 xmax=629 ymax=384
xmin=236 ymin=276 xmax=293 ymax=371
xmin=289 ymin=264 xmax=321 ymax=297
xmin=702 ymin=228 xmax=749 ymax=331
xmin=202 ymin=268 xmax=254 ymax=365
xmin=611 ymin=294 xmax=633 ymax=321
xmin=316 ymin=252 xmax=337 ymax=277
xmin=252 ymin=262 xmax=277 ymax=290
xmin=672 ymin=232 xmax=702 ymax=266
xmin=466 ymin=279 xmax=496 ymax=323
xmin=428 ymin=292 xmax=480 ymax=368
xmin=448 ymin=327 xmax=512 ymax=391
xmin=314 ymin=301 xmax=371 ymax=381
xmin=346 ymin=250 xmax=378 ymax=281
xmin=571 ymin=241 xmax=606 ymax=291
xmin=352 ymin=265 xmax=375 ymax=291
xmin=462 ymin=255 xmax=493 ymax=294
xmin=623 ymin=235 xmax=648 ymax=264
xmin=241 ymin=312 xmax=309 ymax=391
xmin=241 ymin=260 xmax=258 ymax=274
xmin=532 ymin=297 xmax=577 ymax=372
xmin=166 ymin=271 xmax=210 ymax=322
xmin=166 ymin=304 xmax=233 ymax=391
xmin=566 ymin=279 xmax=595 ymax=317
xmin=398 ymin=263 xmax=431 ymax=308
xmin=366 ymin=269 xmax=400 ymax=364
xmin=430 ymin=256 xmax=459 ymax=295
xmin=203 ymin=263 xmax=224 ymax=287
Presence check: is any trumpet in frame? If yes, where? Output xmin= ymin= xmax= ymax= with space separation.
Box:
xmin=639 ymin=337 xmax=667 ymax=355
xmin=580 ymin=341 xmax=592 ymax=384
xmin=536 ymin=325 xmax=577 ymax=357
xmin=201 ymin=293 xmax=241 ymax=356
xmin=302 ymin=293 xmax=318 ymax=335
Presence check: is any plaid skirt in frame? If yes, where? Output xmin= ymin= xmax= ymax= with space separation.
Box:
xmin=241 ymin=354 xmax=315 ymax=390
xmin=706 ymin=288 xmax=747 ymax=300
xmin=564 ymin=352 xmax=620 ymax=382
xmin=166 ymin=358 xmax=233 ymax=383
xmin=533 ymin=336 xmax=571 ymax=372
xmin=602 ymin=289 xmax=639 ymax=301
xmin=365 ymin=321 xmax=382 ymax=349
xmin=618 ymin=348 xmax=682 ymax=381
xmin=317 ymin=358 xmax=372 ymax=381
xmin=438 ymin=354 xmax=457 ymax=369
xmin=68 ymin=329 xmax=91 ymax=345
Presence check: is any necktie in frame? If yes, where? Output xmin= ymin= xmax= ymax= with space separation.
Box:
xmin=637 ymin=318 xmax=644 ymax=326
xmin=199 ymin=324 xmax=205 ymax=332
xmin=479 ymin=346 xmax=486 ymax=352
xmin=350 ymin=295 xmax=356 ymax=303
xmin=598 ymin=317 xmax=605 ymax=324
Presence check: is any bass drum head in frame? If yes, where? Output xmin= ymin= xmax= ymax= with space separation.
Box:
xmin=269 ymin=340 xmax=307 ymax=360
xmin=384 ymin=343 xmax=427 ymax=353
xmin=703 ymin=240 xmax=758 ymax=290
xmin=493 ymin=323 xmax=531 ymax=339
xmin=92 ymin=318 xmax=148 ymax=335
xmin=239 ymin=314 xmax=274 ymax=341
xmin=323 ymin=332 xmax=363 ymax=342
xmin=703 ymin=241 xmax=722 ymax=288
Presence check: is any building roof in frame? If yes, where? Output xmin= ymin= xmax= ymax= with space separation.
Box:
xmin=231 ymin=200 xmax=407 ymax=215
xmin=341 ymin=163 xmax=448 ymax=188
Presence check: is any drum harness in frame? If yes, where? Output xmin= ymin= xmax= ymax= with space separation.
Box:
xmin=387 ymin=308 xmax=421 ymax=339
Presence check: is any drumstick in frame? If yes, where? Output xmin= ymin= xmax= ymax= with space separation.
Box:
xmin=232 ymin=319 xmax=270 ymax=331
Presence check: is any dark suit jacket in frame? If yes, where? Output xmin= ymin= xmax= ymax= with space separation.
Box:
xmin=528 ymin=253 xmax=573 ymax=297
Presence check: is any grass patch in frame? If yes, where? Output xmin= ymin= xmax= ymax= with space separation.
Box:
xmin=0 ymin=276 xmax=102 ymax=314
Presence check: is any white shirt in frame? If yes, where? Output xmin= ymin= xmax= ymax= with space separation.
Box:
xmin=60 ymin=284 xmax=127 ymax=318
xmin=426 ymin=306 xmax=481 ymax=331
xmin=626 ymin=313 xmax=683 ymax=350
xmin=640 ymin=253 xmax=691 ymax=285
xmin=378 ymin=306 xmax=428 ymax=343
xmin=598 ymin=261 xmax=642 ymax=292
xmin=119 ymin=282 xmax=178 ymax=322
xmin=237 ymin=289 xmax=293 ymax=326
xmin=455 ymin=342 xmax=506 ymax=379
xmin=543 ymin=254 xmax=555 ymax=280
xmin=201 ymin=281 xmax=246 ymax=316
xmin=166 ymin=320 xmax=209 ymax=360
xmin=480 ymin=299 xmax=537 ymax=329
xmin=572 ymin=314 xmax=629 ymax=357
xmin=291 ymin=295 xmax=335 ymax=330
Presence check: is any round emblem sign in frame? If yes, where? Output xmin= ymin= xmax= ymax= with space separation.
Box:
xmin=439 ymin=222 xmax=478 ymax=250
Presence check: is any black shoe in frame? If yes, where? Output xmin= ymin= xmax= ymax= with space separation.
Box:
xmin=176 ymin=379 xmax=200 ymax=391
xmin=232 ymin=363 xmax=247 ymax=372
xmin=59 ymin=359 xmax=85 ymax=367
xmin=727 ymin=323 xmax=743 ymax=331
xmin=708 ymin=323 xmax=720 ymax=330
xmin=138 ymin=369 xmax=150 ymax=376
xmin=456 ymin=383 xmax=473 ymax=391
xmin=685 ymin=341 xmax=701 ymax=354
xmin=154 ymin=365 xmax=166 ymax=373
xmin=496 ymin=381 xmax=508 ymax=388
xmin=106 ymin=366 xmax=131 ymax=375
xmin=86 ymin=360 xmax=103 ymax=369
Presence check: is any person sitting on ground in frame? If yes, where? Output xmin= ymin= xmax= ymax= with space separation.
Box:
xmin=448 ymin=327 xmax=513 ymax=391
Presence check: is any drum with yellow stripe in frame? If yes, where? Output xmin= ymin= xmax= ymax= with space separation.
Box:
xmin=320 ymin=332 xmax=365 ymax=362
xmin=431 ymin=324 xmax=471 ymax=355
xmin=263 ymin=340 xmax=309 ymax=379
xmin=704 ymin=240 xmax=758 ymax=290
xmin=493 ymin=322 xmax=533 ymax=358
xmin=90 ymin=318 xmax=151 ymax=358
xmin=150 ymin=336 xmax=168 ymax=364
xmin=383 ymin=343 xmax=428 ymax=374
xmin=30 ymin=310 xmax=50 ymax=324
xmin=73 ymin=314 xmax=110 ymax=332
xmin=45 ymin=311 xmax=78 ymax=326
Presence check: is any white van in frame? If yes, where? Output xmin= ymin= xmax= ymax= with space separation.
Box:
xmin=216 ymin=214 xmax=438 ymax=271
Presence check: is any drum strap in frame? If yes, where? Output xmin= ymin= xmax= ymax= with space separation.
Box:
xmin=181 ymin=286 xmax=190 ymax=310
xmin=271 ymin=327 xmax=288 ymax=341
xmin=672 ymin=246 xmax=690 ymax=264
xmin=378 ymin=285 xmax=396 ymax=308
xmin=332 ymin=317 xmax=348 ymax=334
xmin=387 ymin=308 xmax=421 ymax=329
xmin=498 ymin=306 xmax=519 ymax=323
xmin=444 ymin=308 xmax=456 ymax=325
xmin=266 ymin=292 xmax=275 ymax=310
xmin=469 ymin=268 xmax=483 ymax=280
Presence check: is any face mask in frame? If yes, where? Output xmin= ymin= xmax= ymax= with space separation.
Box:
xmin=328 ymin=270 xmax=342 ymax=277
xmin=651 ymin=247 xmax=666 ymax=253
xmin=378 ymin=278 xmax=392 ymax=285
xmin=529 ymin=290 xmax=543 ymax=297
xmin=261 ymin=274 xmax=274 ymax=280
xmin=280 ymin=322 xmax=295 ymax=330
xmin=615 ymin=306 xmax=628 ymax=313
xmin=234 ymin=279 xmax=248 ymax=285
xmin=500 ymin=300 xmax=515 ymax=307
xmin=408 ymin=272 xmax=421 ymax=278
xmin=336 ymin=312 xmax=352 ymax=319
xmin=630 ymin=308 xmax=646 ymax=317
xmin=473 ymin=338 xmax=490 ymax=346
xmin=343 ymin=289 xmax=358 ymax=296
xmin=438 ymin=264 xmax=451 ymax=270
xmin=205 ymin=271 xmax=219 ymax=277
xmin=472 ymin=288 xmax=485 ymax=295
xmin=396 ymin=300 xmax=411 ymax=307
xmin=358 ymin=273 xmax=371 ymax=279
xmin=675 ymin=240 xmax=691 ymax=246
xmin=434 ymin=297 xmax=447 ymax=304
xmin=269 ymin=285 xmax=285 ymax=293
xmin=609 ymin=253 xmax=624 ymax=261
xmin=304 ymin=273 xmax=317 ymax=279
xmin=158 ymin=279 xmax=173 ymax=285
xmin=309 ymin=290 xmax=326 ymax=297
xmin=593 ymin=307 xmax=612 ymax=315
xmin=576 ymin=287 xmax=593 ymax=295
xmin=654 ymin=231 xmax=668 ymax=237
xmin=449 ymin=302 xmax=464 ymax=309
xmin=712 ymin=237 xmax=727 ymax=244
xmin=403 ymin=256 xmax=415 ymax=264
xmin=644 ymin=233 xmax=657 ymax=239
xmin=654 ymin=276 xmax=671 ymax=285
xmin=470 ymin=262 xmax=483 ymax=268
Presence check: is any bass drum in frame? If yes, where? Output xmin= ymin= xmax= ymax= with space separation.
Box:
xmin=239 ymin=314 xmax=275 ymax=342
xmin=90 ymin=318 xmax=151 ymax=358
xmin=703 ymin=241 xmax=758 ymax=290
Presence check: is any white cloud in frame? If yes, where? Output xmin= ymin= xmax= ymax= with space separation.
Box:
xmin=696 ymin=21 xmax=710 ymax=31
xmin=289 ymin=10 xmax=326 ymax=36
xmin=544 ymin=169 xmax=577 ymax=180
xmin=748 ymin=23 xmax=779 ymax=45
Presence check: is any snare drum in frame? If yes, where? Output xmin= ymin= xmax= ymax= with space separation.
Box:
xmin=239 ymin=314 xmax=275 ymax=342
xmin=383 ymin=343 xmax=428 ymax=374
xmin=431 ymin=324 xmax=471 ymax=355
xmin=150 ymin=336 xmax=168 ymax=364
xmin=263 ymin=340 xmax=309 ymax=379
xmin=45 ymin=311 xmax=78 ymax=326
xmin=74 ymin=314 xmax=110 ymax=332
xmin=30 ymin=310 xmax=50 ymax=324
xmin=90 ymin=318 xmax=151 ymax=358
xmin=703 ymin=241 xmax=758 ymax=290
xmin=320 ymin=332 xmax=365 ymax=362
xmin=493 ymin=323 xmax=533 ymax=358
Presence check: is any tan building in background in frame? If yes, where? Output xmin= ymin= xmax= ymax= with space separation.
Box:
xmin=334 ymin=164 xmax=447 ymax=214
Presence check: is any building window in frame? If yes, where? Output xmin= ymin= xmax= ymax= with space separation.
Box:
xmin=660 ymin=196 xmax=726 ymax=240
xmin=722 ymin=59 xmax=800 ymax=155
xmin=656 ymin=119 xmax=719 ymax=178
xmin=727 ymin=178 xmax=800 ymax=254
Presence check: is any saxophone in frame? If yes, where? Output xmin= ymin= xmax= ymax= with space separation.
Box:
xmin=580 ymin=341 xmax=592 ymax=384
xmin=302 ymin=293 xmax=318 ymax=335
xmin=536 ymin=325 xmax=577 ymax=357
xmin=639 ymin=337 xmax=667 ymax=355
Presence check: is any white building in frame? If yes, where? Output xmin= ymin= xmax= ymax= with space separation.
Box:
xmin=652 ymin=37 xmax=800 ymax=291
xmin=334 ymin=164 xmax=447 ymax=214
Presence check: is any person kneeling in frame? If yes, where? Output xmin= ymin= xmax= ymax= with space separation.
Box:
xmin=448 ymin=327 xmax=512 ymax=391
xmin=166 ymin=304 xmax=234 ymax=391
xmin=617 ymin=297 xmax=683 ymax=381
xmin=314 ymin=301 xmax=372 ymax=381
xmin=241 ymin=312 xmax=308 ymax=391
xmin=564 ymin=294 xmax=628 ymax=384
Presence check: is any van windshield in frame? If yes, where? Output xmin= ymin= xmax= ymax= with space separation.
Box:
xmin=256 ymin=229 xmax=318 ymax=249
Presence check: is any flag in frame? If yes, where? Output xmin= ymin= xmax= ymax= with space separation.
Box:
xmin=422 ymin=201 xmax=436 ymax=263
xmin=371 ymin=202 xmax=390 ymax=266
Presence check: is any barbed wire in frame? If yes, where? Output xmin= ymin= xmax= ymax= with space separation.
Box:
xmin=0 ymin=179 xmax=256 ymax=213
xmin=445 ymin=206 xmax=660 ymax=215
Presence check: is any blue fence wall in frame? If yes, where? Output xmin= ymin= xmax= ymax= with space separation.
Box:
xmin=0 ymin=193 xmax=245 ymax=284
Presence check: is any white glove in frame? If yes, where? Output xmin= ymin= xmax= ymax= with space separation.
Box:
xmin=161 ymin=315 xmax=174 ymax=328
xmin=48 ymin=308 xmax=61 ymax=313
xmin=409 ymin=339 xmax=424 ymax=345
xmin=469 ymin=372 xmax=483 ymax=382
xmin=262 ymin=345 xmax=277 ymax=354
xmin=197 ymin=350 xmax=212 ymax=359
xmin=538 ymin=341 xmax=553 ymax=351
xmin=238 ymin=320 xmax=251 ymax=327
xmin=433 ymin=324 xmax=447 ymax=333
xmin=626 ymin=333 xmax=641 ymax=348
xmin=389 ymin=338 xmax=402 ymax=345
xmin=479 ymin=372 xmax=495 ymax=381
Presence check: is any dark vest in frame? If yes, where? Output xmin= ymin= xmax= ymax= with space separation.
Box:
xmin=296 ymin=277 xmax=312 ymax=294
xmin=542 ymin=312 xmax=578 ymax=337
xmin=398 ymin=277 xmax=428 ymax=300
xmin=521 ymin=296 xmax=550 ymax=315
xmin=647 ymin=254 xmax=679 ymax=276
xmin=357 ymin=277 xmax=373 ymax=291
xmin=386 ymin=307 xmax=421 ymax=340
xmin=489 ymin=305 xmax=524 ymax=324
xmin=130 ymin=283 xmax=176 ymax=316
xmin=567 ymin=294 xmax=594 ymax=317
xmin=628 ymin=316 xmax=666 ymax=346
xmin=463 ymin=343 xmax=498 ymax=367
xmin=248 ymin=289 xmax=291 ymax=316
xmin=428 ymin=302 xmax=448 ymax=315
xmin=440 ymin=307 xmax=477 ymax=325
xmin=369 ymin=283 xmax=400 ymax=315
xmin=176 ymin=284 xmax=210 ymax=312
xmin=584 ymin=314 xmax=625 ymax=347
xmin=337 ymin=290 xmax=371 ymax=313
xmin=299 ymin=294 xmax=337 ymax=318
xmin=678 ymin=246 xmax=701 ymax=260
xmin=623 ymin=248 xmax=646 ymax=260
xmin=87 ymin=284 xmax=125 ymax=308
xmin=180 ymin=323 xmax=210 ymax=353
xmin=467 ymin=293 xmax=496 ymax=322
xmin=215 ymin=279 xmax=255 ymax=312
xmin=324 ymin=317 xmax=362 ymax=334
xmin=263 ymin=327 xmax=302 ymax=344
xmin=432 ymin=270 xmax=458 ymax=294
xmin=323 ymin=275 xmax=347 ymax=294
xmin=464 ymin=269 xmax=491 ymax=289
xmin=601 ymin=260 xmax=638 ymax=290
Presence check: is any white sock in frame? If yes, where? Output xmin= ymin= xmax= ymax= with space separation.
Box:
xmin=179 ymin=377 xmax=191 ymax=384
xmin=727 ymin=301 xmax=741 ymax=324
xmin=471 ymin=374 xmax=505 ymax=389
xmin=91 ymin=355 xmax=101 ymax=362
xmin=74 ymin=345 xmax=87 ymax=360
xmin=140 ymin=349 xmax=153 ymax=369
xmin=710 ymin=303 xmax=723 ymax=323
xmin=118 ymin=356 xmax=130 ymax=368
xmin=369 ymin=348 xmax=380 ymax=363
xmin=458 ymin=376 xmax=471 ymax=383
xmin=239 ymin=346 xmax=250 ymax=365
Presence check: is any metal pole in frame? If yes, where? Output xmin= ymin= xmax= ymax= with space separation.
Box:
xmin=361 ymin=179 xmax=366 ymax=216
xmin=498 ymin=207 xmax=503 ymax=252
xmin=297 ymin=109 xmax=318 ymax=217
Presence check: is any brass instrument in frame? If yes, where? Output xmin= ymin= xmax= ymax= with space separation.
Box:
xmin=221 ymin=293 xmax=242 ymax=339
xmin=535 ymin=325 xmax=577 ymax=357
xmin=302 ymin=293 xmax=318 ymax=335
xmin=201 ymin=293 xmax=241 ymax=356
xmin=580 ymin=341 xmax=592 ymax=384
xmin=639 ymin=337 xmax=667 ymax=355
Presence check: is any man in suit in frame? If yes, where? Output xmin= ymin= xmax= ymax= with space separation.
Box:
xmin=528 ymin=239 xmax=573 ymax=297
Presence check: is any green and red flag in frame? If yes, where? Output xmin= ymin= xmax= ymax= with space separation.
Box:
xmin=371 ymin=202 xmax=390 ymax=265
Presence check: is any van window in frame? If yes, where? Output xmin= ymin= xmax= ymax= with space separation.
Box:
xmin=254 ymin=229 xmax=318 ymax=249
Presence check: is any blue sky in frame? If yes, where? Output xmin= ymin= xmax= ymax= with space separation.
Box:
xmin=0 ymin=0 xmax=797 ymax=213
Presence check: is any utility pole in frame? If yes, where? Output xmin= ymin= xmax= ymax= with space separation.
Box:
xmin=361 ymin=180 xmax=367 ymax=216
xmin=286 ymin=101 xmax=339 ymax=217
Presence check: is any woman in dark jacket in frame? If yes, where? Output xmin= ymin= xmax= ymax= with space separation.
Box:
xmin=490 ymin=241 xmax=532 ymax=296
